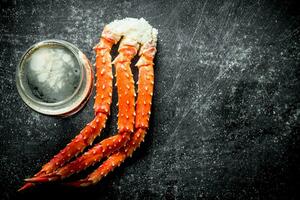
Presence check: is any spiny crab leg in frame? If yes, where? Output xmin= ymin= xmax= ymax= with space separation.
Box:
xmin=66 ymin=37 xmax=157 ymax=187
xmin=18 ymin=29 xmax=117 ymax=192
xmin=25 ymin=37 xmax=138 ymax=183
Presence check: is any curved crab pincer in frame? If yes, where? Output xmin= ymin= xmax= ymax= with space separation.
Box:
xmin=22 ymin=18 xmax=158 ymax=189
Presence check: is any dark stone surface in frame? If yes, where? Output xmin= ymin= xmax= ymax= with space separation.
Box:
xmin=0 ymin=0 xmax=300 ymax=199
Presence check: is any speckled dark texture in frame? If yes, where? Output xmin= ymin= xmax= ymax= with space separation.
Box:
xmin=0 ymin=0 xmax=300 ymax=199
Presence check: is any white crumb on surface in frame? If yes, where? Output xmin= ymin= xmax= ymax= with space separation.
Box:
xmin=106 ymin=18 xmax=158 ymax=44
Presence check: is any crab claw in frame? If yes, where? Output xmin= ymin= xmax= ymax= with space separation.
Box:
xmin=18 ymin=183 xmax=35 ymax=192
xmin=65 ymin=179 xmax=93 ymax=187
xmin=25 ymin=173 xmax=61 ymax=183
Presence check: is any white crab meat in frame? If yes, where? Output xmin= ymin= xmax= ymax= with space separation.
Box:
xmin=106 ymin=18 xmax=158 ymax=45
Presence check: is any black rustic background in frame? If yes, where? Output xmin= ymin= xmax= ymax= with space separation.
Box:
xmin=0 ymin=0 xmax=300 ymax=199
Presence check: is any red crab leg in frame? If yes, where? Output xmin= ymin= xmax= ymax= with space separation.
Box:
xmin=25 ymin=37 xmax=138 ymax=183
xmin=18 ymin=28 xmax=119 ymax=192
xmin=66 ymin=41 xmax=156 ymax=187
